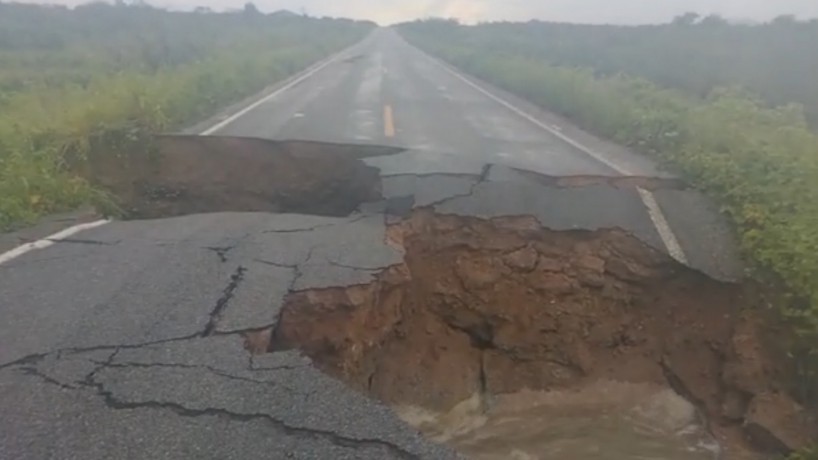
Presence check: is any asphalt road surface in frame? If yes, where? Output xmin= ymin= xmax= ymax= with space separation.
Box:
xmin=0 ymin=29 xmax=742 ymax=459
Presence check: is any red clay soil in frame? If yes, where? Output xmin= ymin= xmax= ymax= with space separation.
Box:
xmin=264 ymin=209 xmax=816 ymax=457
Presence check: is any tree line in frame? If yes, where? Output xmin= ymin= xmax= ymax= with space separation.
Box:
xmin=404 ymin=16 xmax=818 ymax=127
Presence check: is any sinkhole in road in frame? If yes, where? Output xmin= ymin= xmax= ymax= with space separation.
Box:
xmin=254 ymin=209 xmax=786 ymax=459
xmin=85 ymin=135 xmax=402 ymax=219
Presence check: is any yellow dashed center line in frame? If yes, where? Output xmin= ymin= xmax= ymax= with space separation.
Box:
xmin=383 ymin=104 xmax=395 ymax=138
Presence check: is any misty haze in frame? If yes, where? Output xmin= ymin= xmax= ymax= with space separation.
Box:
xmin=0 ymin=1 xmax=817 ymax=460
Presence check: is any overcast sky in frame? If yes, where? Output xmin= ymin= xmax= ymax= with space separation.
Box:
xmin=20 ymin=0 xmax=818 ymax=25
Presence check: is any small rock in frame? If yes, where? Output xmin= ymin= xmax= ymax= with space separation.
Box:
xmin=503 ymin=247 xmax=539 ymax=272
xmin=575 ymin=255 xmax=606 ymax=273
xmin=455 ymin=256 xmax=502 ymax=289
xmin=744 ymin=391 xmax=818 ymax=454
xmin=721 ymin=389 xmax=749 ymax=422
xmin=578 ymin=272 xmax=606 ymax=288
xmin=538 ymin=257 xmax=563 ymax=272
xmin=605 ymin=257 xmax=654 ymax=281
xmin=534 ymin=274 xmax=577 ymax=295
xmin=723 ymin=316 xmax=772 ymax=395
xmin=570 ymin=340 xmax=595 ymax=374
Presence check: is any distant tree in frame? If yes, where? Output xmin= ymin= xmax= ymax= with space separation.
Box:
xmin=771 ymin=14 xmax=797 ymax=25
xmin=699 ymin=15 xmax=728 ymax=27
xmin=113 ymin=0 xmax=149 ymax=7
xmin=672 ymin=12 xmax=700 ymax=26
xmin=424 ymin=17 xmax=460 ymax=26
xmin=243 ymin=2 xmax=260 ymax=16
xmin=397 ymin=15 xmax=818 ymax=128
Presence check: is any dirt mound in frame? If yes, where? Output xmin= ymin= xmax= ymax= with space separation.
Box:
xmin=254 ymin=209 xmax=815 ymax=457
xmin=86 ymin=135 xmax=402 ymax=219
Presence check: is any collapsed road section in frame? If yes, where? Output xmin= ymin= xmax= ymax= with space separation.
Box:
xmin=257 ymin=209 xmax=811 ymax=460
xmin=84 ymin=135 xmax=404 ymax=219
xmin=88 ymin=137 xmax=818 ymax=458
xmin=2 ymin=137 xmax=815 ymax=460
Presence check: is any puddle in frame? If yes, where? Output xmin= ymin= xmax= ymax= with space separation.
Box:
xmin=398 ymin=383 xmax=720 ymax=460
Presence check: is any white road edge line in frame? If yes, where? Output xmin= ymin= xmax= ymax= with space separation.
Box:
xmin=636 ymin=189 xmax=688 ymax=263
xmin=200 ymin=53 xmax=345 ymax=135
xmin=0 ymin=220 xmax=111 ymax=266
xmin=1 ymin=43 xmax=356 ymax=266
xmin=421 ymin=48 xmax=689 ymax=264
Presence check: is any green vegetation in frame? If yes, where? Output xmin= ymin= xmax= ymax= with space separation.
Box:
xmin=0 ymin=2 xmax=373 ymax=229
xmin=789 ymin=446 xmax=818 ymax=460
xmin=400 ymin=17 xmax=818 ymax=127
xmin=398 ymin=19 xmax=818 ymax=401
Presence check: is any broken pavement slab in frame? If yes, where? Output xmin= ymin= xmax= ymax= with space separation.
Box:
xmin=0 ymin=138 xmax=750 ymax=459
xmin=94 ymin=338 xmax=454 ymax=459
xmin=2 ymin=336 xmax=458 ymax=460
xmin=1 ymin=368 xmax=436 ymax=460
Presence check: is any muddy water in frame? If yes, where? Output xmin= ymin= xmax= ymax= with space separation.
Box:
xmin=397 ymin=381 xmax=720 ymax=460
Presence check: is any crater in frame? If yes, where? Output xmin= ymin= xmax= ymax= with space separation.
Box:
xmin=239 ymin=209 xmax=808 ymax=459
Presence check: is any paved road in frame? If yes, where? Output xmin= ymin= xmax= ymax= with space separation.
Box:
xmin=0 ymin=28 xmax=742 ymax=459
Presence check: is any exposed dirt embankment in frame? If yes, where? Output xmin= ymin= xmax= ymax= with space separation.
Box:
xmin=85 ymin=135 xmax=402 ymax=219
xmin=262 ymin=209 xmax=815 ymax=457
xmin=79 ymin=135 xmax=815 ymax=456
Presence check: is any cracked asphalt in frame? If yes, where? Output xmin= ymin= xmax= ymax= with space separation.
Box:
xmin=0 ymin=28 xmax=743 ymax=459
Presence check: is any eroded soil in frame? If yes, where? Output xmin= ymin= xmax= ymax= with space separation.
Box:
xmin=257 ymin=209 xmax=815 ymax=458
xmin=85 ymin=135 xmax=403 ymax=219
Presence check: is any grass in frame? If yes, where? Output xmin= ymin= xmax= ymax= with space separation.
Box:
xmin=0 ymin=4 xmax=374 ymax=230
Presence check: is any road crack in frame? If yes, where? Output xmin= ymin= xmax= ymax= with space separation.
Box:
xmin=253 ymin=259 xmax=298 ymax=269
xmin=202 ymin=266 xmax=247 ymax=337
xmin=18 ymin=366 xmax=77 ymax=390
xmin=261 ymin=214 xmax=367 ymax=234
xmin=93 ymin=361 xmax=302 ymax=395
xmin=15 ymin=360 xmax=418 ymax=458
xmin=326 ymin=259 xmax=394 ymax=272
xmin=288 ymin=246 xmax=317 ymax=293
xmin=424 ymin=164 xmax=493 ymax=208
xmin=82 ymin=348 xmax=120 ymax=386
xmin=0 ymin=352 xmax=49 ymax=371
xmin=205 ymin=245 xmax=234 ymax=263
xmin=80 ymin=373 xmax=419 ymax=459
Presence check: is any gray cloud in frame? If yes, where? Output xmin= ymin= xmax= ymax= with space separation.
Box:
xmin=17 ymin=0 xmax=818 ymax=24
